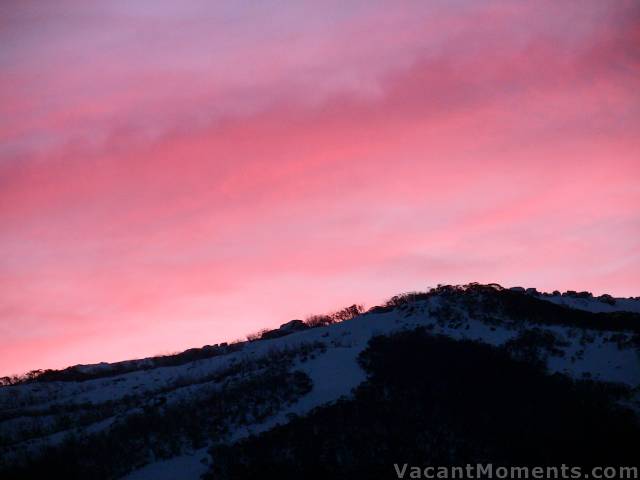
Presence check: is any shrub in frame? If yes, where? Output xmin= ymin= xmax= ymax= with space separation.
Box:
xmin=304 ymin=314 xmax=334 ymax=328
xmin=305 ymin=304 xmax=364 ymax=328
xmin=246 ymin=329 xmax=270 ymax=342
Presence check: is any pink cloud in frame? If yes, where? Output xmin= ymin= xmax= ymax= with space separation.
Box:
xmin=0 ymin=0 xmax=639 ymax=375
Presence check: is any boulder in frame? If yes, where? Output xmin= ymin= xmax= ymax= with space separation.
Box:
xmin=597 ymin=294 xmax=616 ymax=305
xmin=279 ymin=319 xmax=309 ymax=331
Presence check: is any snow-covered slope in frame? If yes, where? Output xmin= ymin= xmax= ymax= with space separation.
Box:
xmin=540 ymin=294 xmax=640 ymax=313
xmin=508 ymin=286 xmax=640 ymax=313
xmin=1 ymin=284 xmax=639 ymax=479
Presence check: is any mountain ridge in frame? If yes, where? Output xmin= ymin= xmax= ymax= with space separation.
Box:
xmin=1 ymin=283 xmax=639 ymax=479
xmin=3 ymin=283 xmax=639 ymax=385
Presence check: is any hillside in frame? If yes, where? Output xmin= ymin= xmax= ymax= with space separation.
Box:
xmin=1 ymin=284 xmax=639 ymax=479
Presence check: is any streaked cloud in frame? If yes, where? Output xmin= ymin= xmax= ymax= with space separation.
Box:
xmin=1 ymin=0 xmax=639 ymax=374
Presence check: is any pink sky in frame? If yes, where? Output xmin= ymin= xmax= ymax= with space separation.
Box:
xmin=1 ymin=0 xmax=639 ymax=376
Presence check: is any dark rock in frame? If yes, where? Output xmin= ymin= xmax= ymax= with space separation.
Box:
xmin=597 ymin=294 xmax=616 ymax=305
xmin=279 ymin=320 xmax=309 ymax=331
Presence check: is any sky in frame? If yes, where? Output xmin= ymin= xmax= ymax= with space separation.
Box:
xmin=1 ymin=0 xmax=639 ymax=376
